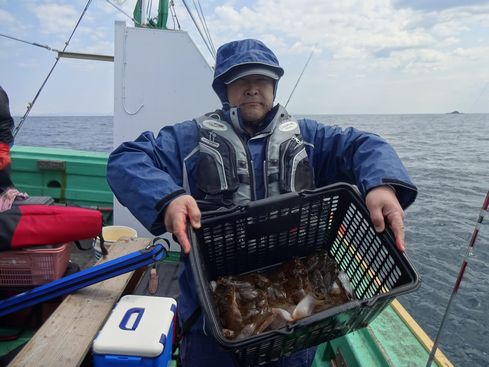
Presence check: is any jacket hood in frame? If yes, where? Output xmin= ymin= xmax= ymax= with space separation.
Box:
xmin=212 ymin=39 xmax=284 ymax=104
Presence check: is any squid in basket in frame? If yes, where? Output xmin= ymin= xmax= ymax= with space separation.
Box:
xmin=211 ymin=250 xmax=355 ymax=340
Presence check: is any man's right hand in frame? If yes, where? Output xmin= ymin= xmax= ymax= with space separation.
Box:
xmin=164 ymin=194 xmax=201 ymax=254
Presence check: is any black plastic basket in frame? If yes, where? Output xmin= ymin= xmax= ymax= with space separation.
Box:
xmin=189 ymin=183 xmax=420 ymax=366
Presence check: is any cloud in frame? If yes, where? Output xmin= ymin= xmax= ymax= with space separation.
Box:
xmin=204 ymin=0 xmax=489 ymax=77
xmin=0 ymin=6 xmax=33 ymax=37
xmin=32 ymin=3 xmax=79 ymax=36
xmin=73 ymin=26 xmax=114 ymax=54
xmin=393 ymin=0 xmax=489 ymax=12
xmin=0 ymin=9 xmax=16 ymax=26
xmin=453 ymin=46 xmax=489 ymax=59
xmin=95 ymin=0 xmax=138 ymax=21
xmin=3 ymin=0 xmax=489 ymax=114
xmin=27 ymin=2 xmax=122 ymax=55
xmin=211 ymin=2 xmax=431 ymax=55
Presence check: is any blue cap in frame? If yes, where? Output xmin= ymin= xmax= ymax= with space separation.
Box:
xmin=212 ymin=39 xmax=284 ymax=103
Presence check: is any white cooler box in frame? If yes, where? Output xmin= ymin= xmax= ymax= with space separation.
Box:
xmin=93 ymin=295 xmax=176 ymax=367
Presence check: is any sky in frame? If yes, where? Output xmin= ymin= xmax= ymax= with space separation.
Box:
xmin=1 ymin=0 xmax=489 ymax=115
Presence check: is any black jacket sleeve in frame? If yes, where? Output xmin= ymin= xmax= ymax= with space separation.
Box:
xmin=0 ymin=86 xmax=14 ymax=146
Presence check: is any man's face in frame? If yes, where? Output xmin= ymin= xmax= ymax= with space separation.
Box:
xmin=227 ymin=75 xmax=275 ymax=125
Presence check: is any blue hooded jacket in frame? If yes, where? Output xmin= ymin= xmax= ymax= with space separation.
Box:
xmin=107 ymin=39 xmax=417 ymax=333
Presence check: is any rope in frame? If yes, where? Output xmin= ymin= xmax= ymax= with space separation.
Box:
xmin=169 ymin=1 xmax=181 ymax=30
xmin=0 ymin=33 xmax=55 ymax=52
xmin=104 ymin=0 xmax=140 ymax=25
xmin=13 ymin=0 xmax=94 ymax=138
xmin=147 ymin=0 xmax=153 ymax=20
xmin=193 ymin=0 xmax=215 ymax=56
xmin=181 ymin=0 xmax=215 ymax=60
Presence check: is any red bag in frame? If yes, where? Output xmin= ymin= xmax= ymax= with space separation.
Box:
xmin=0 ymin=205 xmax=102 ymax=251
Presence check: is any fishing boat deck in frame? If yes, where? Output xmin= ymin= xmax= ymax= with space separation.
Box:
xmin=1 ymin=238 xmax=453 ymax=367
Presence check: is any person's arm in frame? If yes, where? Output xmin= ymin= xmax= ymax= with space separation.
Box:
xmin=107 ymin=120 xmax=200 ymax=235
xmin=300 ymin=119 xmax=417 ymax=251
xmin=0 ymin=86 xmax=14 ymax=171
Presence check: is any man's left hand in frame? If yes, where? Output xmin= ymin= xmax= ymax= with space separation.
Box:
xmin=365 ymin=186 xmax=405 ymax=252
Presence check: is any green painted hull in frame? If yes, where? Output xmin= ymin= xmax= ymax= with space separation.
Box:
xmin=8 ymin=146 xmax=451 ymax=366
xmin=10 ymin=146 xmax=112 ymax=219
xmin=313 ymin=300 xmax=451 ymax=366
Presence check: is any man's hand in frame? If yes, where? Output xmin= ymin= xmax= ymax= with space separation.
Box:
xmin=365 ymin=186 xmax=405 ymax=252
xmin=164 ymin=194 xmax=201 ymax=254
xmin=0 ymin=143 xmax=11 ymax=170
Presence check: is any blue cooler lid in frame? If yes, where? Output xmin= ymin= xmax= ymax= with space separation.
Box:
xmin=93 ymin=295 xmax=176 ymax=357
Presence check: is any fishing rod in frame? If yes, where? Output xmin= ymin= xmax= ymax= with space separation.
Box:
xmin=426 ymin=191 xmax=489 ymax=367
xmin=468 ymin=80 xmax=489 ymax=112
xmin=285 ymin=46 xmax=316 ymax=108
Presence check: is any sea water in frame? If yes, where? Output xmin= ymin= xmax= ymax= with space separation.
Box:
xmin=14 ymin=113 xmax=489 ymax=366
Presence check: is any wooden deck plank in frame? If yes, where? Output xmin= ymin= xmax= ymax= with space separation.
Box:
xmin=9 ymin=237 xmax=151 ymax=367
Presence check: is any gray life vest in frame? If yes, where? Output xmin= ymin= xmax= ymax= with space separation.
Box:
xmin=195 ymin=105 xmax=314 ymax=206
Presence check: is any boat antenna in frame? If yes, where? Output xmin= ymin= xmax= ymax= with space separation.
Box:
xmin=285 ymin=45 xmax=316 ymax=108
xmin=13 ymin=0 xmax=94 ymax=138
xmin=426 ymin=191 xmax=489 ymax=367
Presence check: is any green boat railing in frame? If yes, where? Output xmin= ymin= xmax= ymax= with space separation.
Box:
xmin=10 ymin=145 xmax=113 ymax=223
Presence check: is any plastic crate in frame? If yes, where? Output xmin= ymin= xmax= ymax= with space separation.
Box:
xmin=189 ymin=183 xmax=420 ymax=366
xmin=0 ymin=242 xmax=71 ymax=287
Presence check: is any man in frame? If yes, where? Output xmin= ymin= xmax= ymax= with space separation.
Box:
xmin=107 ymin=39 xmax=417 ymax=366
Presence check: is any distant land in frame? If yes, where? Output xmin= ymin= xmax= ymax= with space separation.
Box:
xmin=448 ymin=110 xmax=461 ymax=114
